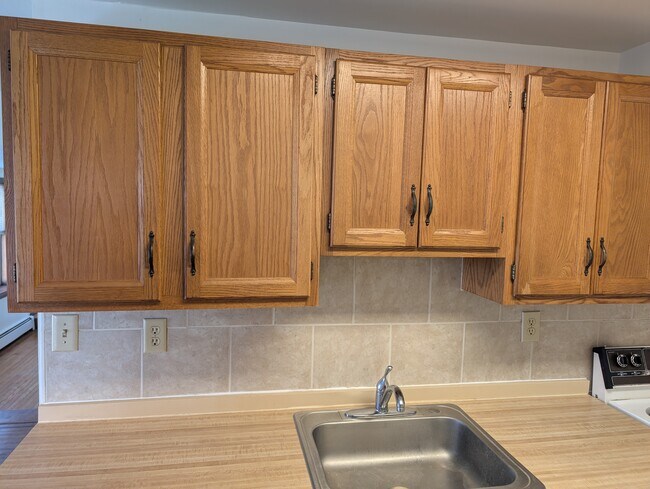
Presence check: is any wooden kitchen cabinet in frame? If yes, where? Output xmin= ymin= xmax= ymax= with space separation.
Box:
xmin=593 ymin=82 xmax=650 ymax=296
xmin=184 ymin=45 xmax=317 ymax=299
xmin=10 ymin=30 xmax=161 ymax=304
xmin=419 ymin=69 xmax=510 ymax=249
xmin=330 ymin=60 xmax=425 ymax=248
xmin=514 ymin=75 xmax=605 ymax=297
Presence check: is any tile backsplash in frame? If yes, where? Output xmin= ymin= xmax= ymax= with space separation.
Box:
xmin=40 ymin=258 xmax=650 ymax=404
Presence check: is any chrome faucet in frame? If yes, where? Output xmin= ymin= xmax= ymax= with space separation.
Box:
xmin=346 ymin=365 xmax=415 ymax=418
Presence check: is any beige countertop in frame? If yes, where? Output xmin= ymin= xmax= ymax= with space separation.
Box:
xmin=1 ymin=395 xmax=649 ymax=488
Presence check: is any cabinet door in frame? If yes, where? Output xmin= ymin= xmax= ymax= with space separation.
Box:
xmin=593 ymin=83 xmax=650 ymax=295
xmin=11 ymin=31 xmax=161 ymax=303
xmin=330 ymin=61 xmax=425 ymax=248
xmin=419 ymin=69 xmax=509 ymax=249
xmin=515 ymin=76 xmax=605 ymax=296
xmin=185 ymin=46 xmax=314 ymax=299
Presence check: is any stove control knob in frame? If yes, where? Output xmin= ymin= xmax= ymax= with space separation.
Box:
xmin=616 ymin=354 xmax=629 ymax=368
xmin=630 ymin=354 xmax=643 ymax=368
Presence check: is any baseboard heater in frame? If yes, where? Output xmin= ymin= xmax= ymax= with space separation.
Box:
xmin=0 ymin=316 xmax=35 ymax=350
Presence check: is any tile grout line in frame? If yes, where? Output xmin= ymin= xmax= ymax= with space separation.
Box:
xmin=427 ymin=259 xmax=433 ymax=323
xmin=140 ymin=327 xmax=144 ymax=398
xmin=310 ymin=325 xmax=315 ymax=389
xmin=388 ymin=324 xmax=392 ymax=366
xmin=228 ymin=328 xmax=233 ymax=392
xmin=459 ymin=323 xmax=466 ymax=383
xmin=528 ymin=342 xmax=534 ymax=380
xmin=352 ymin=257 xmax=356 ymax=324
xmin=272 ymin=308 xmax=276 ymax=325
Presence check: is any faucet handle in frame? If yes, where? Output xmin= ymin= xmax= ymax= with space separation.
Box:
xmin=382 ymin=365 xmax=393 ymax=379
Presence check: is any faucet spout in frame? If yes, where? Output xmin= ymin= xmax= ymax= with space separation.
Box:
xmin=380 ymin=385 xmax=405 ymax=413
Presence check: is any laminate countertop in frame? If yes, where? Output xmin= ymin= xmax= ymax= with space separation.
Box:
xmin=0 ymin=395 xmax=649 ymax=488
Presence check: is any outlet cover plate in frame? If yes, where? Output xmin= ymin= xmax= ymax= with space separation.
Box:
xmin=52 ymin=315 xmax=79 ymax=352
xmin=144 ymin=318 xmax=167 ymax=353
xmin=521 ymin=311 xmax=541 ymax=342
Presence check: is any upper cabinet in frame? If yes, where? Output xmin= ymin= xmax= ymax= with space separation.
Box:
xmin=327 ymin=58 xmax=512 ymax=253
xmin=593 ymin=82 xmax=650 ymax=296
xmin=11 ymin=30 xmax=162 ymax=304
xmin=330 ymin=60 xmax=425 ymax=248
xmin=184 ymin=45 xmax=315 ymax=299
xmin=419 ymin=69 xmax=509 ymax=249
xmin=515 ymin=75 xmax=605 ymax=297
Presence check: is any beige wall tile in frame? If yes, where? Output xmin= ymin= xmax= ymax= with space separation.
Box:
xmin=44 ymin=312 xmax=93 ymax=330
xmin=313 ymin=324 xmax=389 ymax=388
xmin=354 ymin=257 xmax=430 ymax=323
xmin=391 ymin=323 xmax=463 ymax=385
xmin=567 ymin=304 xmax=633 ymax=320
xmin=431 ymin=259 xmax=500 ymax=322
xmin=143 ymin=328 xmax=229 ymax=397
xmin=188 ymin=308 xmax=273 ymax=327
xmin=633 ymin=304 xmax=650 ymax=319
xmin=231 ymin=326 xmax=311 ymax=391
xmin=45 ymin=330 xmax=141 ymax=402
xmin=463 ymin=322 xmax=531 ymax=382
xmin=598 ymin=320 xmax=650 ymax=346
xmin=95 ymin=310 xmax=186 ymax=329
xmin=532 ymin=321 xmax=599 ymax=380
xmin=275 ymin=257 xmax=353 ymax=324
xmin=500 ymin=304 xmax=567 ymax=322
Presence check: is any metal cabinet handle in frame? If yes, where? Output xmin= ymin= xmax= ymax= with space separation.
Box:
xmin=425 ymin=184 xmax=433 ymax=226
xmin=148 ymin=231 xmax=155 ymax=278
xmin=598 ymin=237 xmax=607 ymax=276
xmin=584 ymin=238 xmax=593 ymax=276
xmin=189 ymin=230 xmax=196 ymax=276
xmin=409 ymin=184 xmax=418 ymax=226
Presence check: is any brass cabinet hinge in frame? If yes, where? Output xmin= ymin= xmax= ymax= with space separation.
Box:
xmin=6 ymin=49 xmax=10 ymax=72
xmin=314 ymin=75 xmax=318 ymax=95
xmin=510 ymin=263 xmax=516 ymax=283
xmin=12 ymin=263 xmax=16 ymax=283
xmin=327 ymin=212 xmax=332 ymax=232
xmin=331 ymin=77 xmax=336 ymax=98
xmin=522 ymin=90 xmax=528 ymax=110
xmin=508 ymin=91 xmax=512 ymax=108
xmin=310 ymin=261 xmax=314 ymax=281
xmin=500 ymin=215 xmax=504 ymax=234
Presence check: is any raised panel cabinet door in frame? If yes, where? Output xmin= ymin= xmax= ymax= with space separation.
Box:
xmin=330 ymin=61 xmax=425 ymax=248
xmin=184 ymin=46 xmax=315 ymax=299
xmin=419 ymin=69 xmax=509 ymax=249
xmin=11 ymin=31 xmax=161 ymax=303
xmin=515 ymin=76 xmax=605 ymax=297
xmin=593 ymin=83 xmax=650 ymax=295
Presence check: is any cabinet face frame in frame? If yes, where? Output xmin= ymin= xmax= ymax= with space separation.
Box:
xmin=10 ymin=30 xmax=161 ymax=304
xmin=592 ymin=82 xmax=650 ymax=296
xmin=418 ymin=68 xmax=510 ymax=250
xmin=184 ymin=45 xmax=315 ymax=300
xmin=514 ymin=75 xmax=605 ymax=297
xmin=329 ymin=60 xmax=426 ymax=249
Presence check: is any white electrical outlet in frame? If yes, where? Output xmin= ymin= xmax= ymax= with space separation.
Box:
xmin=52 ymin=315 xmax=79 ymax=352
xmin=144 ymin=318 xmax=167 ymax=353
xmin=521 ymin=311 xmax=541 ymax=342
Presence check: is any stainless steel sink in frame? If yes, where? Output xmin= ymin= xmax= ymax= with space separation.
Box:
xmin=294 ymin=404 xmax=545 ymax=489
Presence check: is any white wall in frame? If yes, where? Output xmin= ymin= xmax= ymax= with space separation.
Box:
xmin=0 ymin=0 xmax=622 ymax=72
xmin=620 ymin=41 xmax=650 ymax=75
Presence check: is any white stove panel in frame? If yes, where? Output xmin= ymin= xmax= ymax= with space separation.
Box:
xmin=609 ymin=399 xmax=650 ymax=427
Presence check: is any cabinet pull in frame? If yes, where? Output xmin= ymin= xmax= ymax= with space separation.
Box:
xmin=147 ymin=231 xmax=155 ymax=278
xmin=409 ymin=184 xmax=418 ymax=226
xmin=598 ymin=237 xmax=607 ymax=276
xmin=189 ymin=230 xmax=196 ymax=276
xmin=584 ymin=238 xmax=593 ymax=276
xmin=425 ymin=184 xmax=433 ymax=226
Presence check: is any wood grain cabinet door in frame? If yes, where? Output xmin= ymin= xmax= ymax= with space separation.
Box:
xmin=419 ymin=69 xmax=509 ymax=249
xmin=593 ymin=83 xmax=650 ymax=295
xmin=330 ymin=61 xmax=425 ymax=248
xmin=515 ymin=76 xmax=605 ymax=297
xmin=11 ymin=31 xmax=161 ymax=304
xmin=184 ymin=46 xmax=315 ymax=299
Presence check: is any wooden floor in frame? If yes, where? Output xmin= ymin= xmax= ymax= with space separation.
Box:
xmin=0 ymin=330 xmax=38 ymax=464
xmin=0 ymin=330 xmax=38 ymax=411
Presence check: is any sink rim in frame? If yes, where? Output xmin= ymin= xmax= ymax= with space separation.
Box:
xmin=294 ymin=403 xmax=545 ymax=489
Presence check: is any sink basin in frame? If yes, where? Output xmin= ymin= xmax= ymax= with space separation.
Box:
xmin=294 ymin=404 xmax=544 ymax=489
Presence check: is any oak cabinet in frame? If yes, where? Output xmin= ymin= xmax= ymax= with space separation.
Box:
xmin=10 ymin=30 xmax=162 ymax=304
xmin=184 ymin=45 xmax=315 ymax=299
xmin=419 ymin=69 xmax=510 ymax=249
xmin=328 ymin=61 xmax=511 ymax=252
xmin=330 ymin=60 xmax=425 ymax=248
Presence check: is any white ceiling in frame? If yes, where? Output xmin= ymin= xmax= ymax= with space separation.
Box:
xmin=103 ymin=0 xmax=650 ymax=52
